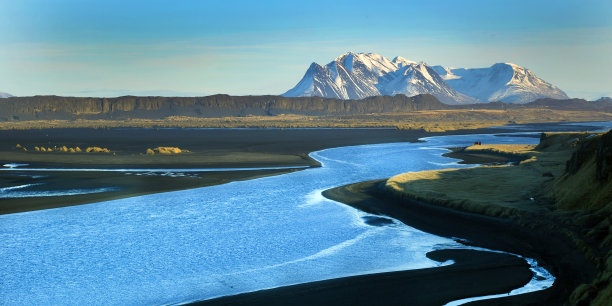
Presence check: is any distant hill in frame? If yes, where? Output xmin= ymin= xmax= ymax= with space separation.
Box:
xmin=524 ymin=98 xmax=612 ymax=112
xmin=593 ymin=97 xmax=612 ymax=103
xmin=450 ymin=97 xmax=612 ymax=113
xmin=0 ymin=94 xmax=447 ymax=121
xmin=0 ymin=92 xmax=13 ymax=98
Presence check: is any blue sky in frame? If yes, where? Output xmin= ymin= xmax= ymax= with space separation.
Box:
xmin=1 ymin=0 xmax=611 ymax=99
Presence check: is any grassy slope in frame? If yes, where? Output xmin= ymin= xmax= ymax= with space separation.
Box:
xmin=385 ymin=131 xmax=612 ymax=305
xmin=1 ymin=108 xmax=611 ymax=132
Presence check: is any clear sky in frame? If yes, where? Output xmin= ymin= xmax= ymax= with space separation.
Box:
xmin=1 ymin=0 xmax=611 ymax=99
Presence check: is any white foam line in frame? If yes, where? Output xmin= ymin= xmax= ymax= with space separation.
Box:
xmin=0 ymin=183 xmax=43 ymax=192
xmin=0 ymin=165 xmax=309 ymax=172
xmin=441 ymin=245 xmax=555 ymax=306
xmin=3 ymin=163 xmax=29 ymax=168
xmin=0 ymin=187 xmax=120 ymax=198
xmin=310 ymin=151 xmax=362 ymax=167
xmin=222 ymin=228 xmax=382 ymax=277
xmin=427 ymin=161 xmax=460 ymax=166
xmin=298 ymin=188 xmax=331 ymax=207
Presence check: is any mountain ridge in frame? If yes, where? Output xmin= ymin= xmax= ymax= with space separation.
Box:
xmin=283 ymin=52 xmax=476 ymax=105
xmin=433 ymin=63 xmax=568 ymax=103
xmin=284 ymin=52 xmax=568 ymax=104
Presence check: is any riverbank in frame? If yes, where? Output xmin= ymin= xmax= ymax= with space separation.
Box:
xmin=0 ymin=168 xmax=301 ymax=214
xmin=0 ymin=128 xmax=424 ymax=214
xmin=194 ymin=249 xmax=532 ymax=306
xmin=0 ymin=124 xmax=575 ymax=214
xmin=216 ymin=131 xmax=611 ymax=305
xmin=378 ymin=131 xmax=612 ymax=304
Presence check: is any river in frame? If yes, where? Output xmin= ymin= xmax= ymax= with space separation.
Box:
xmin=3 ymin=123 xmax=611 ymax=305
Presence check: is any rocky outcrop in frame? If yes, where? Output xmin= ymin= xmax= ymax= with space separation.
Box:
xmin=596 ymin=131 xmax=612 ymax=181
xmin=563 ymin=130 xmax=612 ymax=181
xmin=566 ymin=136 xmax=600 ymax=175
xmin=553 ymin=130 xmax=612 ymax=305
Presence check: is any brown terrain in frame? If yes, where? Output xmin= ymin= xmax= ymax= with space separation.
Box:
xmin=1 ymin=94 xmax=612 ymax=132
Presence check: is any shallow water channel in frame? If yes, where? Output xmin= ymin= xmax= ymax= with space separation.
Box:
xmin=0 ymin=131 xmax=567 ymax=305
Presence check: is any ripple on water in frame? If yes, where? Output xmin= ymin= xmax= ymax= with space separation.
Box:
xmin=0 ymin=130 xmax=566 ymax=305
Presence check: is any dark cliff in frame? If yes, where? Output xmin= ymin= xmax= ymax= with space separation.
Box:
xmin=2 ymin=94 xmax=610 ymax=122
xmin=0 ymin=94 xmax=446 ymax=121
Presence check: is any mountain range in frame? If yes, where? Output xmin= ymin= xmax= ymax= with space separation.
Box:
xmin=0 ymin=92 xmax=13 ymax=98
xmin=283 ymin=52 xmax=568 ymax=104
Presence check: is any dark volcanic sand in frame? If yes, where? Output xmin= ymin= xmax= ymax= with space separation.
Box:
xmin=0 ymin=123 xmax=592 ymax=168
xmin=0 ymin=128 xmax=431 ymax=214
xmin=1 ymin=123 xmax=599 ymax=214
xmin=0 ymin=126 xmax=513 ymax=214
xmin=319 ymin=179 xmax=595 ymax=305
xmin=194 ymin=249 xmax=532 ymax=306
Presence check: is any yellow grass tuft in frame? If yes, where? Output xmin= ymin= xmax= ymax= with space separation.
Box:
xmin=464 ymin=144 xmax=536 ymax=155
xmin=85 ymin=147 xmax=110 ymax=153
xmin=145 ymin=147 xmax=190 ymax=155
xmin=385 ymin=142 xmax=564 ymax=215
xmin=25 ymin=144 xmax=110 ymax=154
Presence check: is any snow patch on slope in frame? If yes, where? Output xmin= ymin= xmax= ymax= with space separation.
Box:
xmin=434 ymin=63 xmax=568 ymax=104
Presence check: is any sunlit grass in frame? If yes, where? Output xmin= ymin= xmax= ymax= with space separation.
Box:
xmin=145 ymin=147 xmax=189 ymax=155
xmin=1 ymin=109 xmax=611 ymax=131
xmin=386 ymin=142 xmax=568 ymax=216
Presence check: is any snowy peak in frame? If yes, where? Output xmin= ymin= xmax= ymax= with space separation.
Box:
xmin=392 ymin=56 xmax=416 ymax=68
xmin=283 ymin=52 xmax=475 ymax=104
xmin=436 ymin=63 xmax=568 ymax=103
xmin=332 ymin=52 xmax=398 ymax=76
xmin=0 ymin=92 xmax=13 ymax=98
xmin=283 ymin=52 xmax=567 ymax=104
xmin=382 ymin=63 xmax=476 ymax=105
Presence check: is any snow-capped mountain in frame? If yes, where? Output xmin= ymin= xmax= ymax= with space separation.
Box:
xmin=0 ymin=92 xmax=13 ymax=98
xmin=432 ymin=63 xmax=568 ymax=104
xmin=283 ymin=52 xmax=477 ymax=105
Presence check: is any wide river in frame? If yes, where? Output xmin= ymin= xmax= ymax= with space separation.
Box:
xmin=1 ymin=124 xmax=609 ymax=305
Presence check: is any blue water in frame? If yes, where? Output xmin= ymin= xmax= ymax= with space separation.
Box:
xmin=0 ymin=129 xmax=596 ymax=305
